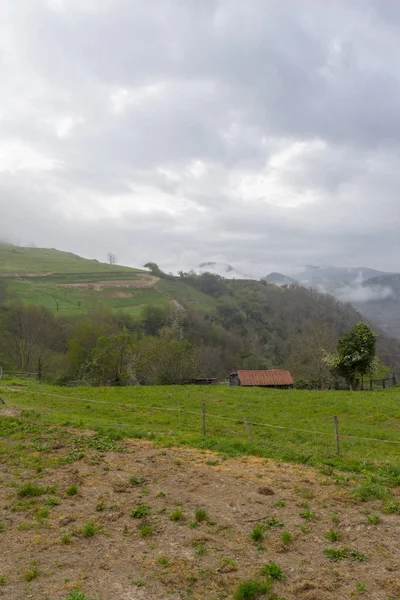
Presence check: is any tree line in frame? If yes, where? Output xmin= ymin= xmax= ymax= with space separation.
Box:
xmin=0 ymin=270 xmax=398 ymax=386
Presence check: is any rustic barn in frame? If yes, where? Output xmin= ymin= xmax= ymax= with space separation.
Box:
xmin=228 ymin=369 xmax=294 ymax=388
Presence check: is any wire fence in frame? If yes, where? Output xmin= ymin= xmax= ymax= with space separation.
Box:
xmin=1 ymin=383 xmax=400 ymax=469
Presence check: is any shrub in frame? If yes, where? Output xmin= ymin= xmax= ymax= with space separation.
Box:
xmin=169 ymin=508 xmax=184 ymax=522
xmin=251 ymin=525 xmax=264 ymax=542
xmin=261 ymin=562 xmax=285 ymax=580
xmin=18 ymin=483 xmax=46 ymax=498
xmin=139 ymin=524 xmax=153 ymax=537
xmin=234 ymin=580 xmax=271 ymax=600
xmin=324 ymin=547 xmax=347 ymax=562
xmin=65 ymin=484 xmax=79 ymax=497
xmin=45 ymin=496 xmax=60 ymax=507
xmin=281 ymin=531 xmax=293 ymax=546
xmin=62 ymin=592 xmax=92 ymax=600
xmin=325 ymin=530 xmax=342 ymax=542
xmin=195 ymin=507 xmax=208 ymax=522
xmin=82 ymin=522 xmax=98 ymax=537
xmin=130 ymin=504 xmax=150 ymax=519
xmin=25 ymin=562 xmax=40 ymax=581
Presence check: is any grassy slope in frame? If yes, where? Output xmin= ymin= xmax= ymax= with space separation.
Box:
xmin=2 ymin=380 xmax=400 ymax=481
xmin=0 ymin=244 xmax=140 ymax=274
xmin=1 ymin=244 xmax=216 ymax=315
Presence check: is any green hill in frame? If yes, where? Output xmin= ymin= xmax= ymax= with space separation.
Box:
xmin=0 ymin=244 xmax=216 ymax=316
xmin=2 ymin=243 xmax=400 ymax=378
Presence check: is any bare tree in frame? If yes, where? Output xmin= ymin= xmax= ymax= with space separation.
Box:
xmin=107 ymin=252 xmax=117 ymax=265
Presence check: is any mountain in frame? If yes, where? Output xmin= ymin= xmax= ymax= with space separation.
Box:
xmin=263 ymin=265 xmax=400 ymax=338
xmin=197 ymin=262 xmax=250 ymax=279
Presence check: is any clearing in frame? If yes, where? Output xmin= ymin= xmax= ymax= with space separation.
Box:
xmin=0 ymin=406 xmax=399 ymax=600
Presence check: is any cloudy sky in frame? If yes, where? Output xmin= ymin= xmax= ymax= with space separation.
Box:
xmin=1 ymin=0 xmax=400 ymax=276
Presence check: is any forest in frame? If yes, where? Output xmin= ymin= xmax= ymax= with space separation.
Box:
xmin=1 ymin=266 xmax=399 ymax=387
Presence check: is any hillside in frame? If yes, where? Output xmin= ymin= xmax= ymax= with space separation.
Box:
xmin=0 ymin=244 xmax=215 ymax=316
xmin=2 ymin=244 xmax=400 ymax=379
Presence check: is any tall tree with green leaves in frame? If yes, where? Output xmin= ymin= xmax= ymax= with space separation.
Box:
xmin=325 ymin=322 xmax=377 ymax=390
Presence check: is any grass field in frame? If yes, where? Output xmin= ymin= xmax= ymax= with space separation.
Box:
xmin=0 ymin=244 xmax=140 ymax=274
xmin=2 ymin=380 xmax=400 ymax=484
xmin=1 ymin=244 xmax=217 ymax=315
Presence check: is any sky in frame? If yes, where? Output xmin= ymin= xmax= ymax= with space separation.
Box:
xmin=1 ymin=0 xmax=400 ymax=277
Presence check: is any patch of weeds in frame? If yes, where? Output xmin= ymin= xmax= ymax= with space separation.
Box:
xmin=65 ymin=484 xmax=79 ymax=497
xmin=139 ymin=524 xmax=153 ymax=537
xmin=274 ymin=499 xmax=286 ymax=508
xmin=0 ymin=575 xmax=5 ymax=585
xmin=352 ymin=481 xmax=387 ymax=502
xmin=158 ymin=556 xmax=169 ymax=568
xmin=18 ymin=482 xmax=46 ymax=498
xmin=18 ymin=522 xmax=35 ymax=531
xmin=205 ymin=459 xmax=220 ymax=466
xmin=95 ymin=498 xmax=106 ymax=512
xmin=169 ymin=508 xmax=184 ymax=522
xmin=281 ymin=531 xmax=293 ymax=546
xmin=261 ymin=562 xmax=285 ymax=581
xmin=383 ymin=499 xmax=400 ymax=514
xmin=175 ymin=459 xmax=182 ymax=466
xmin=35 ymin=507 xmax=49 ymax=520
xmin=325 ymin=530 xmax=342 ymax=542
xmin=331 ymin=513 xmax=340 ymax=525
xmin=194 ymin=541 xmax=206 ymax=557
xmin=61 ymin=534 xmax=71 ymax=545
xmin=129 ymin=475 xmax=144 ymax=486
xmin=189 ymin=520 xmax=199 ymax=529
xmin=366 ymin=512 xmax=380 ymax=525
xmin=156 ymin=491 xmax=166 ymax=498
xmin=297 ymin=487 xmax=315 ymax=500
xmin=195 ymin=507 xmax=208 ymax=523
xmin=45 ymin=496 xmax=60 ymax=507
xmin=234 ymin=579 xmax=271 ymax=600
xmin=324 ymin=547 xmax=347 ymax=562
xmin=82 ymin=521 xmax=99 ymax=537
xmin=299 ymin=524 xmax=310 ymax=534
xmin=130 ymin=504 xmax=150 ymax=519
xmin=25 ymin=561 xmax=40 ymax=581
xmin=62 ymin=591 xmax=92 ymax=600
xmin=251 ymin=525 xmax=264 ymax=543
xmin=356 ymin=583 xmax=367 ymax=593
xmin=320 ymin=465 xmax=334 ymax=476
xmin=264 ymin=516 xmax=284 ymax=529
xmin=350 ymin=549 xmax=367 ymax=562
xmin=220 ymin=557 xmax=238 ymax=571
xmin=0 ymin=522 xmax=5 ymax=533
xmin=300 ymin=508 xmax=315 ymax=522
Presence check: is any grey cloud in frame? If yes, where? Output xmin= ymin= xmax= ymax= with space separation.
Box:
xmin=1 ymin=0 xmax=400 ymax=275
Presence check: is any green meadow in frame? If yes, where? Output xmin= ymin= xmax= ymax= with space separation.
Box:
xmin=2 ymin=380 xmax=400 ymax=483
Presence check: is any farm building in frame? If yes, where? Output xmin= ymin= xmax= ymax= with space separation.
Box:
xmin=228 ymin=369 xmax=294 ymax=388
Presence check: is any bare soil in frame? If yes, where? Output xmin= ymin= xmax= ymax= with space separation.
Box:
xmin=64 ymin=275 xmax=159 ymax=291
xmin=0 ymin=435 xmax=399 ymax=600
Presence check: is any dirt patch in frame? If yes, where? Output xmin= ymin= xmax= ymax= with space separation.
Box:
xmin=64 ymin=275 xmax=159 ymax=291
xmin=0 ymin=405 xmax=22 ymax=417
xmin=0 ymin=434 xmax=399 ymax=600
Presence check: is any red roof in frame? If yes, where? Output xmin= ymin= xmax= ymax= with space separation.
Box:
xmin=237 ymin=370 xmax=293 ymax=387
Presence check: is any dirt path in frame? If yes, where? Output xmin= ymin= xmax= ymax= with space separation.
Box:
xmin=0 ymin=437 xmax=399 ymax=600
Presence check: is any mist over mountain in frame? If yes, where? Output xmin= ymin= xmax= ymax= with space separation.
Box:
xmin=264 ymin=265 xmax=400 ymax=337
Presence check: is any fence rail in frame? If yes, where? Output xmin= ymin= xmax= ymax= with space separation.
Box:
xmin=1 ymin=384 xmax=399 ymax=469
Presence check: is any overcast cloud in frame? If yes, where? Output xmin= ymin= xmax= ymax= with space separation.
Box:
xmin=1 ymin=0 xmax=400 ymax=275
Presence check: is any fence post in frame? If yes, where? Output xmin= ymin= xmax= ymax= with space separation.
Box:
xmin=333 ymin=416 xmax=340 ymax=456
xmin=243 ymin=416 xmax=251 ymax=442
xmin=370 ymin=379 xmax=373 ymax=391
xmin=382 ymin=378 xmax=386 ymax=389
xmin=202 ymin=402 xmax=206 ymax=436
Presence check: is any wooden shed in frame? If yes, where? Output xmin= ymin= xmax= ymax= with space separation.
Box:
xmin=228 ymin=369 xmax=293 ymax=388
